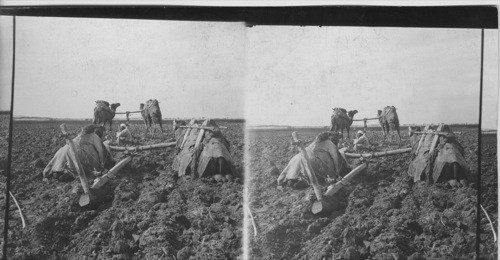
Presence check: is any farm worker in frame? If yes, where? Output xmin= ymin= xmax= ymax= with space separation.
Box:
xmin=353 ymin=130 xmax=370 ymax=151
xmin=277 ymin=132 xmax=352 ymax=189
xmin=193 ymin=120 xmax=238 ymax=182
xmin=116 ymin=123 xmax=132 ymax=144
xmin=43 ymin=125 xmax=114 ymax=181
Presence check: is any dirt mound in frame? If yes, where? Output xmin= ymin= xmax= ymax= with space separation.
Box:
xmin=3 ymin=119 xmax=244 ymax=259
xmin=248 ymin=127 xmax=490 ymax=259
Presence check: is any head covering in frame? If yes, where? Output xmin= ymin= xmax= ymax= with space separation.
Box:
xmin=120 ymin=123 xmax=126 ymax=129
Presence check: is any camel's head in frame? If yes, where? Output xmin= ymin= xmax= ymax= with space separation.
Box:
xmin=110 ymin=103 xmax=120 ymax=111
xmin=377 ymin=110 xmax=382 ymax=116
xmin=140 ymin=103 xmax=145 ymax=110
xmin=173 ymin=119 xmax=186 ymax=131
xmin=348 ymin=110 xmax=358 ymax=118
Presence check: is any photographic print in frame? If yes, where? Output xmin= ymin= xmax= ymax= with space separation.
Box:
xmin=0 ymin=4 xmax=497 ymax=260
xmin=246 ymin=25 xmax=498 ymax=259
xmin=0 ymin=16 xmax=245 ymax=259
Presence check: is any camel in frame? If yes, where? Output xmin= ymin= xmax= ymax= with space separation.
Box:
xmin=93 ymin=100 xmax=120 ymax=131
xmin=140 ymin=99 xmax=163 ymax=137
xmin=378 ymin=106 xmax=402 ymax=145
xmin=329 ymin=107 xmax=358 ymax=139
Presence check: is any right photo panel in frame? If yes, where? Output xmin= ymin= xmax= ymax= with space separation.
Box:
xmin=246 ymin=26 xmax=498 ymax=259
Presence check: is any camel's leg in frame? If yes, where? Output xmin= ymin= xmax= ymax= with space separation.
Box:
xmin=384 ymin=127 xmax=388 ymax=143
xmin=396 ymin=127 xmax=402 ymax=146
xmin=147 ymin=117 xmax=153 ymax=137
xmin=143 ymin=117 xmax=149 ymax=135
xmin=347 ymin=127 xmax=350 ymax=140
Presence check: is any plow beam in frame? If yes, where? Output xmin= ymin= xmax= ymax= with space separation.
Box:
xmin=108 ymin=142 xmax=176 ymax=151
xmin=344 ymin=148 xmax=412 ymax=158
xmin=312 ymin=163 xmax=368 ymax=214
xmin=79 ymin=156 xmax=132 ymax=207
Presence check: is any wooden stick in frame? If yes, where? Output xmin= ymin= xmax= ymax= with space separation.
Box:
xmin=415 ymin=125 xmax=430 ymax=155
xmin=60 ymin=124 xmax=90 ymax=194
xmin=180 ymin=119 xmax=196 ymax=150
xmin=9 ymin=192 xmax=26 ymax=229
xmin=324 ymin=163 xmax=367 ymax=196
xmin=194 ymin=120 xmax=209 ymax=150
xmin=91 ymin=157 xmax=132 ymax=189
xmin=480 ymin=204 xmax=497 ymax=242
xmin=115 ymin=110 xmax=142 ymax=115
xmin=179 ymin=125 xmax=228 ymax=130
xmin=109 ymin=142 xmax=176 ymax=151
xmin=414 ymin=131 xmax=460 ymax=135
xmin=429 ymin=124 xmax=444 ymax=155
xmin=344 ymin=148 xmax=412 ymax=158
xmin=291 ymin=131 xmax=323 ymax=202
xmin=352 ymin=117 xmax=380 ymax=121
xmin=245 ymin=204 xmax=258 ymax=237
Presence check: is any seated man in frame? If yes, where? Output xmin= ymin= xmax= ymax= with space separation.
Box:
xmin=353 ymin=130 xmax=370 ymax=151
xmin=172 ymin=119 xmax=200 ymax=176
xmin=173 ymin=119 xmax=237 ymax=182
xmin=277 ymin=132 xmax=352 ymax=189
xmin=43 ymin=125 xmax=115 ymax=181
xmin=194 ymin=120 xmax=237 ymax=182
xmin=116 ymin=123 xmax=133 ymax=144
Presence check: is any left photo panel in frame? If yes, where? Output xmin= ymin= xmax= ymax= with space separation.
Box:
xmin=0 ymin=16 xmax=245 ymax=259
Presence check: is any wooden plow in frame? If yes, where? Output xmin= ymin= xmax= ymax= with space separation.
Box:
xmin=60 ymin=124 xmax=132 ymax=207
xmin=291 ymin=131 xmax=413 ymax=214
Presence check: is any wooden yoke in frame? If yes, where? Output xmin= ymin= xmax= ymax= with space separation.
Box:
xmin=291 ymin=131 xmax=323 ymax=202
xmin=60 ymin=124 xmax=90 ymax=194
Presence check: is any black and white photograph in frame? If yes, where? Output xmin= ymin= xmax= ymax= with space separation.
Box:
xmin=0 ymin=3 xmax=498 ymax=260
xmin=246 ymin=21 xmax=498 ymax=260
xmin=0 ymin=15 xmax=245 ymax=259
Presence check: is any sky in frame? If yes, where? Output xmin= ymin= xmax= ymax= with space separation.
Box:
xmin=0 ymin=16 xmax=498 ymax=129
xmin=246 ymin=26 xmax=498 ymax=129
xmin=0 ymin=16 xmax=246 ymax=119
